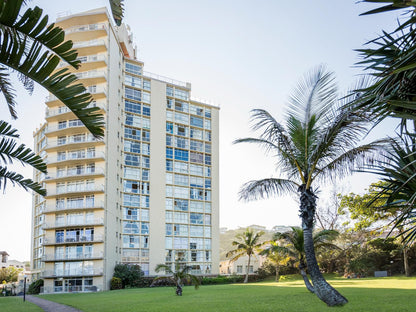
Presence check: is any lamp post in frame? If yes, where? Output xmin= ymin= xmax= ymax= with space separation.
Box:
xmin=23 ymin=275 xmax=27 ymax=302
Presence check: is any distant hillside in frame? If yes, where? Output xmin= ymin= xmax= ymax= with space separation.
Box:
xmin=219 ymin=225 xmax=292 ymax=261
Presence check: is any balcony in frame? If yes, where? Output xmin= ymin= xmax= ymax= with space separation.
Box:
xmin=44 ymin=167 xmax=105 ymax=182
xmin=64 ymin=23 xmax=108 ymax=42
xmin=45 ymin=151 xmax=105 ymax=166
xmin=72 ymin=39 xmax=107 ymax=55
xmin=45 ymin=102 xmax=106 ymax=120
xmin=42 ymin=218 xmax=104 ymax=230
xmin=45 ymin=86 xmax=107 ymax=105
xmin=74 ymin=70 xmax=107 ymax=85
xmin=41 ymin=252 xmax=104 ymax=262
xmin=45 ymin=185 xmax=105 ymax=197
xmin=44 ymin=201 xmax=104 ymax=214
xmin=41 ymin=268 xmax=103 ymax=278
xmin=57 ymin=54 xmax=108 ymax=69
xmin=41 ymin=285 xmax=100 ymax=293
xmin=44 ymin=137 xmax=104 ymax=151
xmin=43 ymin=235 xmax=104 ymax=246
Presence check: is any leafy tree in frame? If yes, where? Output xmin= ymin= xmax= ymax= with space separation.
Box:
xmin=153 ymin=262 xmax=200 ymax=296
xmin=225 ymin=228 xmax=265 ymax=283
xmin=0 ymin=120 xmax=46 ymax=194
xmin=0 ymin=266 xmax=21 ymax=283
xmin=259 ymin=241 xmax=291 ymax=282
xmin=234 ymin=66 xmax=385 ymax=306
xmin=113 ymin=264 xmax=144 ymax=288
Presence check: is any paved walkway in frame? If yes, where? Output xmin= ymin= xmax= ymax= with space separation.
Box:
xmin=25 ymin=295 xmax=83 ymax=312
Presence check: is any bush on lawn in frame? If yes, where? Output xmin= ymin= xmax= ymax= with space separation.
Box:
xmin=28 ymin=279 xmax=43 ymax=294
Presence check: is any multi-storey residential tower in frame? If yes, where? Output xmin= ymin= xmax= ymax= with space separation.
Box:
xmin=31 ymin=7 xmax=219 ymax=293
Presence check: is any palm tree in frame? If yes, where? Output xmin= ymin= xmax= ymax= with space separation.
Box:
xmin=0 ymin=0 xmax=104 ymax=137
xmin=0 ymin=120 xmax=46 ymax=195
xmin=234 ymin=66 xmax=386 ymax=306
xmin=259 ymin=241 xmax=291 ymax=282
xmin=275 ymin=227 xmax=340 ymax=293
xmin=353 ymin=1 xmax=416 ymax=129
xmin=225 ymin=228 xmax=265 ymax=283
xmin=153 ymin=262 xmax=200 ymax=296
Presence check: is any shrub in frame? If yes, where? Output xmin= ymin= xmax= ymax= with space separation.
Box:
xmin=28 ymin=279 xmax=43 ymax=295
xmin=113 ymin=264 xmax=144 ymax=288
xmin=201 ymin=275 xmax=245 ymax=285
xmin=110 ymin=277 xmax=123 ymax=290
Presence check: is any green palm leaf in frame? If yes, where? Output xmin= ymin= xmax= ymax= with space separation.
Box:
xmin=0 ymin=166 xmax=45 ymax=195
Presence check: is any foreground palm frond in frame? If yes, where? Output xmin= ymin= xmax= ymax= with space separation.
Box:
xmin=0 ymin=0 xmax=104 ymax=137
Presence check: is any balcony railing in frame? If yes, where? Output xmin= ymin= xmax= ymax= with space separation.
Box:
xmin=40 ymin=285 xmax=100 ymax=293
xmin=41 ymin=252 xmax=104 ymax=262
xmin=72 ymin=39 xmax=107 ymax=49
xmin=45 ymin=86 xmax=107 ymax=102
xmin=65 ymin=23 xmax=108 ymax=35
xmin=47 ymin=185 xmax=105 ymax=197
xmin=41 ymin=268 xmax=103 ymax=278
xmin=42 ymin=218 xmax=104 ymax=229
xmin=45 ymin=167 xmax=104 ymax=180
xmin=45 ymin=151 xmax=105 ymax=165
xmin=45 ymin=102 xmax=106 ymax=117
xmin=45 ymin=137 xmax=104 ymax=150
xmin=57 ymin=54 xmax=108 ymax=69
xmin=43 ymin=234 xmax=104 ymax=245
xmin=74 ymin=70 xmax=107 ymax=80
xmin=44 ymin=201 xmax=104 ymax=213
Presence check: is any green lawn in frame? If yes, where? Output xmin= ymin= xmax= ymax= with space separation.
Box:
xmin=0 ymin=297 xmax=43 ymax=312
xmin=23 ymin=276 xmax=416 ymax=312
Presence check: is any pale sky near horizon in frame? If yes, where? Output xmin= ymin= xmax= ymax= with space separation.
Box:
xmin=0 ymin=1 xmax=401 ymax=261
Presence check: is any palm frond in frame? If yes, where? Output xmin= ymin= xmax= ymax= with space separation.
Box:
xmin=0 ymin=166 xmax=45 ymax=195
xmin=239 ymin=178 xmax=299 ymax=201
xmin=109 ymin=0 xmax=124 ymax=26
xmin=0 ymin=67 xmax=17 ymax=118
xmin=0 ymin=120 xmax=18 ymax=138
xmin=0 ymin=0 xmax=104 ymax=137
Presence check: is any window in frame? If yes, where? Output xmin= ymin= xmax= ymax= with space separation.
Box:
xmin=174 ymin=174 xmax=188 ymax=186
xmin=205 ymin=179 xmax=211 ymax=189
xmin=142 ymin=169 xmax=149 ymax=181
xmin=166 ymin=147 xmax=173 ymax=159
xmin=190 ymin=176 xmax=203 ymax=188
xmin=190 ymin=105 xmax=203 ymax=116
xmin=166 ymin=160 xmax=173 ymax=171
xmin=237 ymin=265 xmax=243 ymax=274
xmin=125 ymin=74 xmax=142 ymax=88
xmin=166 ymin=86 xmax=174 ymax=97
xmin=166 ymin=135 xmax=173 ymax=146
xmin=175 ymin=125 xmax=188 ymax=137
xmin=125 ymin=87 xmax=141 ymax=101
xmin=190 ymin=140 xmax=203 ymax=152
xmin=174 ymin=186 xmax=189 ymax=199
xmin=142 ymin=143 xmax=150 ymax=155
xmin=205 ymin=108 xmax=211 ymax=118
xmin=58 ymin=121 xmax=67 ymax=129
xmin=175 ymin=100 xmax=188 ymax=112
xmin=125 ymin=100 xmax=141 ymax=114
xmin=124 ymin=127 xmax=140 ymax=141
xmin=175 ymin=137 xmax=188 ymax=149
xmin=190 ymin=188 xmax=204 ymax=200
xmin=174 ymin=162 xmax=188 ymax=174
xmin=190 ymin=152 xmax=203 ymax=164
xmin=125 ymin=114 xmax=142 ymax=128
xmin=174 ymin=149 xmax=189 ymax=161
xmin=167 ymin=98 xmax=173 ymax=108
xmin=190 ymin=116 xmax=203 ymax=128
xmin=124 ymin=180 xmax=140 ymax=193
xmin=205 ymin=154 xmax=211 ymax=165
xmin=204 ymin=119 xmax=211 ymax=130
xmin=143 ymin=80 xmax=151 ymax=90
xmin=190 ymin=213 xmax=203 ymax=225
xmin=124 ymin=167 xmax=140 ymax=180
xmin=174 ymin=199 xmax=188 ymax=211
xmin=123 ymin=194 xmax=140 ymax=207
xmin=166 ymin=122 xmax=173 ymax=134
xmin=143 ymin=104 xmax=150 ymax=116
xmin=142 ymin=92 xmax=151 ymax=103
xmin=142 ymin=156 xmax=150 ymax=168
xmin=190 ymin=128 xmax=203 ymax=140
xmin=125 ymin=63 xmax=142 ymax=75
xmin=124 ymin=140 xmax=141 ymax=154
xmin=142 ymin=130 xmax=150 ymax=142
xmin=123 ymin=221 xmax=140 ymax=234
xmin=175 ymin=112 xmax=189 ymax=124
xmin=123 ymin=208 xmax=138 ymax=220
xmin=175 ymin=89 xmax=189 ymax=100
xmin=124 ymin=154 xmax=140 ymax=166
xmin=68 ymin=119 xmax=83 ymax=127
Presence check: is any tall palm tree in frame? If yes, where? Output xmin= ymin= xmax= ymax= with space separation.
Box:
xmin=0 ymin=120 xmax=46 ymax=195
xmin=234 ymin=66 xmax=386 ymax=306
xmin=153 ymin=262 xmax=200 ymax=296
xmin=259 ymin=241 xmax=291 ymax=282
xmin=275 ymin=227 xmax=340 ymax=293
xmin=225 ymin=228 xmax=265 ymax=283
xmin=0 ymin=0 xmax=104 ymax=137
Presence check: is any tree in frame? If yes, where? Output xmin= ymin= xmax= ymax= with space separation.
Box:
xmin=259 ymin=241 xmax=291 ymax=282
xmin=0 ymin=266 xmax=21 ymax=283
xmin=234 ymin=66 xmax=385 ymax=306
xmin=275 ymin=227 xmax=339 ymax=293
xmin=0 ymin=120 xmax=46 ymax=194
xmin=153 ymin=262 xmax=200 ymax=296
xmin=225 ymin=228 xmax=265 ymax=283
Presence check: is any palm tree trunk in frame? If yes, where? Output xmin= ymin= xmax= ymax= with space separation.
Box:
xmin=275 ymin=266 xmax=280 ymax=282
xmin=299 ymin=259 xmax=314 ymax=293
xmin=403 ymin=246 xmax=410 ymax=277
xmin=300 ymin=187 xmax=348 ymax=306
xmin=244 ymin=255 xmax=251 ymax=283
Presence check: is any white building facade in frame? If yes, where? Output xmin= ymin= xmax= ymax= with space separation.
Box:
xmin=31 ymin=8 xmax=219 ymax=293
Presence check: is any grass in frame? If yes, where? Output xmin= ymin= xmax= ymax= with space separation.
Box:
xmin=0 ymin=297 xmax=43 ymax=312
xmin=12 ymin=276 xmax=416 ymax=312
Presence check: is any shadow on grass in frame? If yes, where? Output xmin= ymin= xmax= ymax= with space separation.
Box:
xmin=39 ymin=282 xmax=416 ymax=312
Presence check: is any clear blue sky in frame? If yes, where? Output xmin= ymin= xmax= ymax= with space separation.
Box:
xmin=0 ymin=0 xmax=401 ymax=261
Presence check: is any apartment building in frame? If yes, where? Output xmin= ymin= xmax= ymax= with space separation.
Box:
xmin=31 ymin=7 xmax=219 ymax=293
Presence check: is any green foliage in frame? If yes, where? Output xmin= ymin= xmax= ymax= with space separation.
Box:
xmin=0 ymin=266 xmax=21 ymax=283
xmin=153 ymin=262 xmax=200 ymax=291
xmin=110 ymin=277 xmax=123 ymax=290
xmin=27 ymin=279 xmax=43 ymax=295
xmin=113 ymin=264 xmax=144 ymax=288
